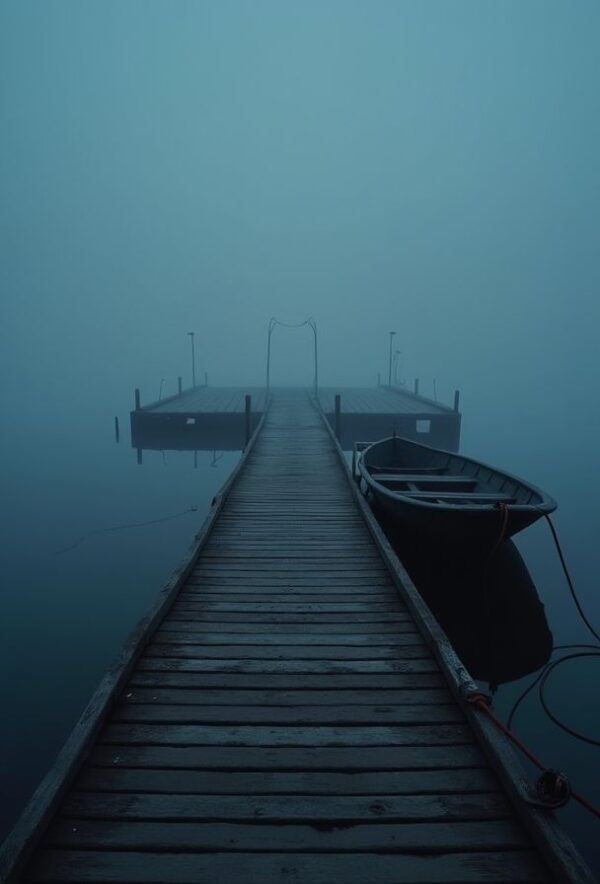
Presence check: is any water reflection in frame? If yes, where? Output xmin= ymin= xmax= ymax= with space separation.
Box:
xmin=375 ymin=506 xmax=554 ymax=688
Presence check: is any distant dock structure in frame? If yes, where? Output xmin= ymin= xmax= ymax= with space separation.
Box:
xmin=130 ymin=383 xmax=461 ymax=454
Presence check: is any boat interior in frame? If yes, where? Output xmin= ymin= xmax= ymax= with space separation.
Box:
xmin=368 ymin=465 xmax=518 ymax=505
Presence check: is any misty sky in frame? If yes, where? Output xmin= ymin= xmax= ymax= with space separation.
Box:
xmin=2 ymin=1 xmax=599 ymax=433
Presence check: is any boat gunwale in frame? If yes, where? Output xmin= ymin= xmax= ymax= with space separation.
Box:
xmin=358 ymin=436 xmax=557 ymax=514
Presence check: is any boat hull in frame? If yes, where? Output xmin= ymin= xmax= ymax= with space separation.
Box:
xmin=358 ymin=436 xmax=556 ymax=545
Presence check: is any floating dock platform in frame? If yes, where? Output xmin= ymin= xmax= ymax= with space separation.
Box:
xmin=130 ymin=384 xmax=461 ymax=453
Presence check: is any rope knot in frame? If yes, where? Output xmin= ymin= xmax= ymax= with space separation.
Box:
xmin=464 ymin=689 xmax=493 ymax=709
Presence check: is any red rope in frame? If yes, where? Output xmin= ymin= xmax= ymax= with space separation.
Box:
xmin=467 ymin=694 xmax=600 ymax=819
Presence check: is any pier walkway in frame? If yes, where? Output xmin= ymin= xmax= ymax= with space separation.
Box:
xmin=1 ymin=392 xmax=591 ymax=882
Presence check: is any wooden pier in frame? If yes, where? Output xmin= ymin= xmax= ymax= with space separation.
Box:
xmin=1 ymin=392 xmax=593 ymax=882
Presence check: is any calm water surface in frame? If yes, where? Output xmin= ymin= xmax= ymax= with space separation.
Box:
xmin=1 ymin=397 xmax=599 ymax=875
xmin=0 ymin=410 xmax=239 ymax=840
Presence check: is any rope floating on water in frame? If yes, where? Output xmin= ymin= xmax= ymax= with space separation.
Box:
xmin=53 ymin=506 xmax=199 ymax=555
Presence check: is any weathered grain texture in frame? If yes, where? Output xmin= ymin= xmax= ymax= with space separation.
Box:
xmin=24 ymin=849 xmax=549 ymax=883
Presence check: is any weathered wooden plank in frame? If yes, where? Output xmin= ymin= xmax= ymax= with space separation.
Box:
xmin=111 ymin=702 xmax=463 ymax=725
xmin=170 ymin=602 xmax=400 ymax=612
xmin=87 ymin=743 xmax=488 ymax=770
xmin=136 ymin=657 xmax=440 ymax=673
xmin=193 ymin=564 xmax=391 ymax=573
xmin=44 ymin=817 xmax=527 ymax=852
xmin=157 ymin=620 xmax=414 ymax=633
xmin=143 ymin=643 xmax=430 ymax=660
xmin=184 ymin=581 xmax=396 ymax=591
xmin=174 ymin=593 xmax=399 ymax=604
xmin=128 ymin=670 xmax=446 ymax=689
xmin=153 ymin=630 xmax=420 ymax=644
xmin=100 ymin=723 xmax=474 ymax=747
xmin=181 ymin=580 xmax=398 ymax=602
xmin=120 ymin=687 xmax=452 ymax=705
xmin=164 ymin=611 xmax=412 ymax=623
xmin=59 ymin=791 xmax=511 ymax=822
xmin=73 ymin=767 xmax=498 ymax=795
xmin=26 ymin=849 xmax=548 ymax=883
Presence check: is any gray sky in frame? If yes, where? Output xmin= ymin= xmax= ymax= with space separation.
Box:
xmin=2 ymin=1 xmax=599 ymax=431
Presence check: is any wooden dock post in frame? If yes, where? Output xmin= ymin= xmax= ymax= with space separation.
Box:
xmin=178 ymin=376 xmax=182 ymax=395
xmin=334 ymin=394 xmax=341 ymax=440
xmin=245 ymin=394 xmax=252 ymax=446
xmin=414 ymin=378 xmax=419 ymax=395
xmin=114 ymin=416 xmax=120 ymax=443
xmin=134 ymin=388 xmax=141 ymax=410
xmin=454 ymin=389 xmax=460 ymax=412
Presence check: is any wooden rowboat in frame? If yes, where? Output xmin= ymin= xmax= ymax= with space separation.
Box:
xmin=355 ymin=435 xmax=556 ymax=543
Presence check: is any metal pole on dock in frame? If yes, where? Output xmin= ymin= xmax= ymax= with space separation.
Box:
xmin=334 ymin=394 xmax=341 ymax=441
xmin=308 ymin=317 xmax=318 ymax=396
xmin=266 ymin=318 xmax=276 ymax=397
xmin=454 ymin=389 xmax=460 ymax=412
xmin=134 ymin=388 xmax=141 ymax=410
xmin=114 ymin=416 xmax=120 ymax=443
xmin=187 ymin=331 xmax=196 ymax=387
xmin=245 ymin=394 xmax=252 ymax=446
xmin=388 ymin=331 xmax=396 ymax=385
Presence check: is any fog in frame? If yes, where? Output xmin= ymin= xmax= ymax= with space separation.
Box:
xmin=3 ymin=2 xmax=599 ymax=414
xmin=1 ymin=0 xmax=600 ymax=872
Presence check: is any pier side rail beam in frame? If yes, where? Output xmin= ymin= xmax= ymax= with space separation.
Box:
xmin=0 ymin=406 xmax=271 ymax=884
xmin=316 ymin=399 xmax=595 ymax=884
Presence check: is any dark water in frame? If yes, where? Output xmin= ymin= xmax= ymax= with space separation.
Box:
xmin=1 ymin=398 xmax=599 ymax=875
xmin=0 ymin=411 xmax=239 ymax=840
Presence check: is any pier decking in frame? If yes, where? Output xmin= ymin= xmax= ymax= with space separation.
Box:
xmin=1 ymin=392 xmax=592 ymax=882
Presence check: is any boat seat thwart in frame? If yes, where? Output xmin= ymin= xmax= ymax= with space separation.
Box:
xmin=369 ymin=465 xmax=447 ymax=475
xmin=404 ymin=491 xmax=516 ymax=503
xmin=377 ymin=474 xmax=477 ymax=486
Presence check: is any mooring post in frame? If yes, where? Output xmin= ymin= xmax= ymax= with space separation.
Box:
xmin=114 ymin=416 xmax=120 ymax=443
xmin=134 ymin=388 xmax=141 ymax=411
xmin=245 ymin=394 xmax=252 ymax=446
xmin=178 ymin=376 xmax=182 ymax=395
xmin=454 ymin=389 xmax=460 ymax=412
xmin=414 ymin=378 xmax=419 ymax=396
xmin=334 ymin=394 xmax=341 ymax=441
